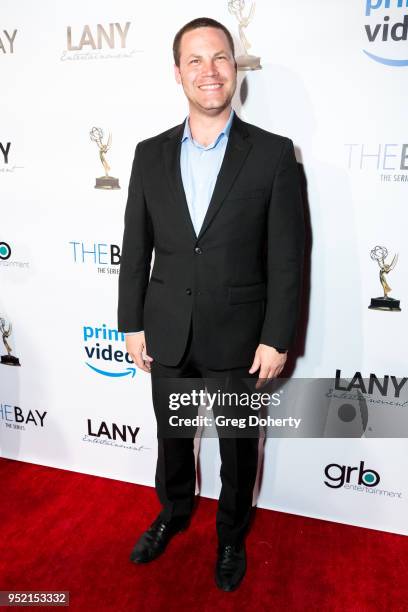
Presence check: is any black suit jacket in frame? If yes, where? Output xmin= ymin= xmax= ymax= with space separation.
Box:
xmin=118 ymin=111 xmax=305 ymax=369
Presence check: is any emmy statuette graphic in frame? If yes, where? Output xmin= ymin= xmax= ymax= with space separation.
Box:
xmin=90 ymin=127 xmax=120 ymax=190
xmin=0 ymin=317 xmax=21 ymax=366
xmin=369 ymin=245 xmax=401 ymax=311
xmin=228 ymin=0 xmax=262 ymax=70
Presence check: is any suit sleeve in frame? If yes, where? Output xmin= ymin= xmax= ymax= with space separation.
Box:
xmin=259 ymin=138 xmax=305 ymax=349
xmin=117 ymin=143 xmax=153 ymax=332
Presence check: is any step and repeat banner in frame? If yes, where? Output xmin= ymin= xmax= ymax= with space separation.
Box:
xmin=1 ymin=1 xmax=407 ymax=535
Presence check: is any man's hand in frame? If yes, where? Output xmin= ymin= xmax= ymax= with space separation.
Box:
xmin=249 ymin=344 xmax=287 ymax=388
xmin=125 ymin=333 xmax=154 ymax=373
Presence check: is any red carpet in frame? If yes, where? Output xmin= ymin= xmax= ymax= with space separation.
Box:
xmin=0 ymin=457 xmax=407 ymax=611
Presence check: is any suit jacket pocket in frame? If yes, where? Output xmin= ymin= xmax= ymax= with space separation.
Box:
xmin=228 ymin=282 xmax=266 ymax=304
xmin=149 ymin=276 xmax=164 ymax=284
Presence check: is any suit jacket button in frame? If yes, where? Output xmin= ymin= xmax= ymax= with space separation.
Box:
xmin=194 ymin=247 xmax=202 ymax=255
xmin=186 ymin=288 xmax=192 ymax=295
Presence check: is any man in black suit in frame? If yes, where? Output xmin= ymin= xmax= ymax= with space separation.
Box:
xmin=118 ymin=17 xmax=305 ymax=591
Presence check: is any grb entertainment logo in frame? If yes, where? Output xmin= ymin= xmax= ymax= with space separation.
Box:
xmin=0 ymin=242 xmax=11 ymax=260
xmin=363 ymin=0 xmax=408 ymax=66
xmin=0 ymin=241 xmax=29 ymax=269
xmin=82 ymin=323 xmax=135 ymax=378
xmin=324 ymin=461 xmax=380 ymax=488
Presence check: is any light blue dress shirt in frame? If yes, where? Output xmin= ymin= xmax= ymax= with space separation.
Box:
xmin=180 ymin=107 xmax=234 ymax=236
xmin=126 ymin=107 xmax=235 ymax=335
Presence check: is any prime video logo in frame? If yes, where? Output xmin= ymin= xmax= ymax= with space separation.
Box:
xmin=364 ymin=0 xmax=408 ymax=66
xmin=83 ymin=323 xmax=136 ymax=378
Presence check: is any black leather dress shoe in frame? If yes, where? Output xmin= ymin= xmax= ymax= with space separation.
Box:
xmin=129 ymin=516 xmax=189 ymax=564
xmin=215 ymin=543 xmax=246 ymax=591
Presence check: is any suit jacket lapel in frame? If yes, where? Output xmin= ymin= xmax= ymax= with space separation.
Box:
xmin=162 ymin=111 xmax=252 ymax=243
xmin=163 ymin=122 xmax=197 ymax=243
xmin=197 ymin=113 xmax=252 ymax=241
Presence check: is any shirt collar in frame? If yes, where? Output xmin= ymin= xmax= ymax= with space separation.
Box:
xmin=181 ymin=107 xmax=235 ymax=150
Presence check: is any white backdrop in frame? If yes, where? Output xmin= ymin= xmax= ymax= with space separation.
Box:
xmin=1 ymin=0 xmax=407 ymax=535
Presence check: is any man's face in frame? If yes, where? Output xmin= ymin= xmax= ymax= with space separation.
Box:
xmin=174 ymin=27 xmax=237 ymax=115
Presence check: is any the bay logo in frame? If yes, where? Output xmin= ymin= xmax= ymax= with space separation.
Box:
xmin=345 ymin=143 xmax=408 ymax=184
xmin=69 ymin=241 xmax=121 ymax=275
xmin=83 ymin=323 xmax=135 ymax=379
xmin=0 ymin=30 xmax=17 ymax=54
xmin=324 ymin=460 xmax=380 ymax=488
xmin=363 ymin=0 xmax=408 ymax=66
xmin=0 ymin=403 xmax=47 ymax=429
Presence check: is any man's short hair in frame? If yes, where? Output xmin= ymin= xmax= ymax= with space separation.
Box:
xmin=173 ymin=17 xmax=236 ymax=67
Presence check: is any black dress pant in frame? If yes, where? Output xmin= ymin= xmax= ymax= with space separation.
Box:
xmin=150 ymin=318 xmax=259 ymax=546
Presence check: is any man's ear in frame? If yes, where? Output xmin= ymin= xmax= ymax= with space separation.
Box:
xmin=174 ymin=64 xmax=182 ymax=84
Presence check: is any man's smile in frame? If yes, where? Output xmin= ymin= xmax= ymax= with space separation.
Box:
xmin=198 ymin=83 xmax=224 ymax=90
